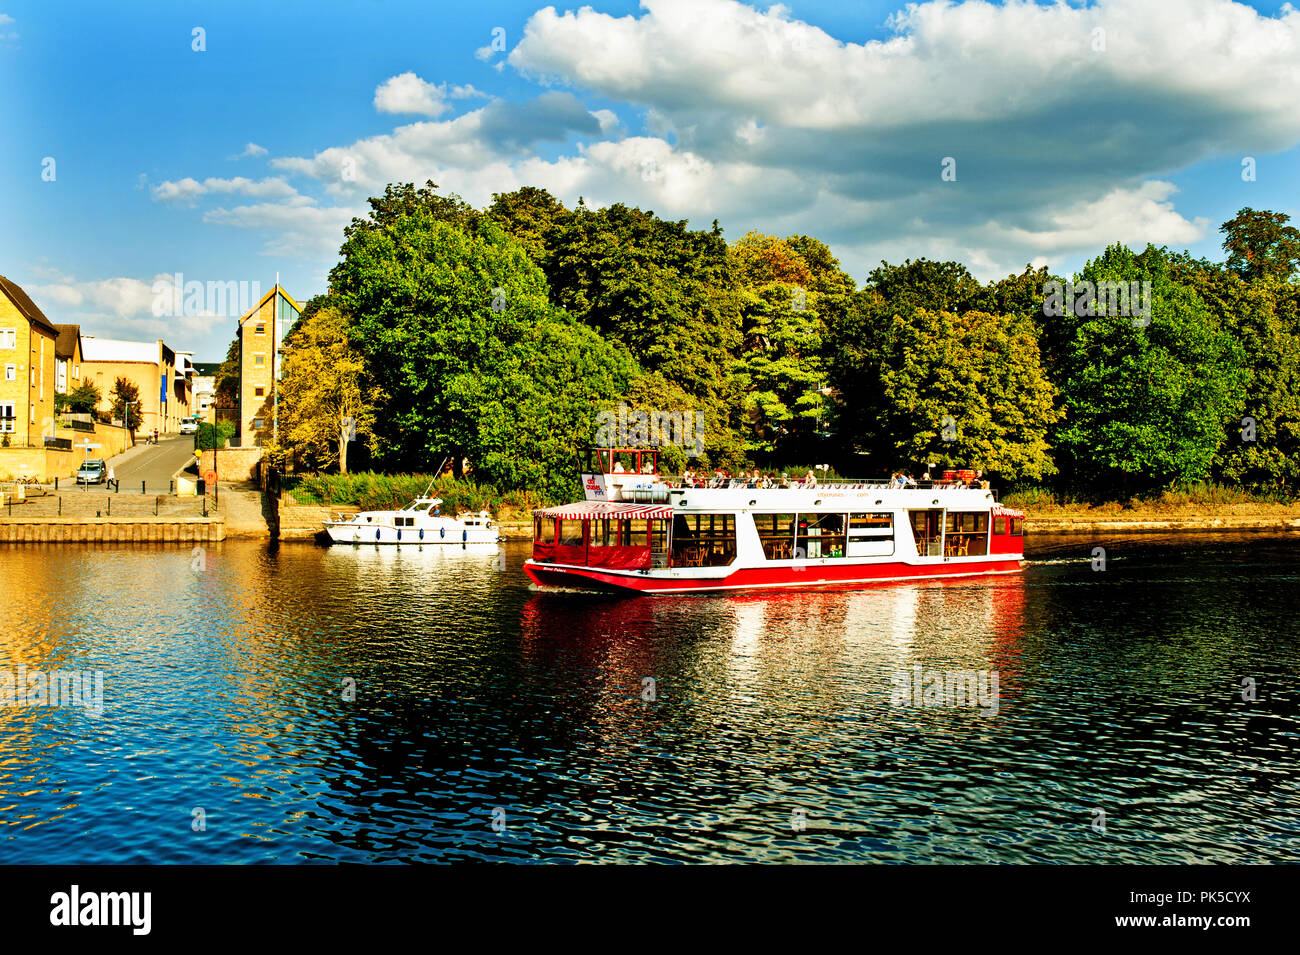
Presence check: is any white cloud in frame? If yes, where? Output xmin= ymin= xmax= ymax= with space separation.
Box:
xmin=203 ymin=200 xmax=358 ymax=258
xmin=374 ymin=72 xmax=454 ymax=118
xmin=25 ymin=273 xmax=233 ymax=340
xmin=147 ymin=0 xmax=1300 ymax=280
xmin=232 ymin=142 xmax=268 ymax=160
xmin=373 ymin=73 xmax=490 ymax=118
xmin=151 ymin=176 xmax=299 ymax=203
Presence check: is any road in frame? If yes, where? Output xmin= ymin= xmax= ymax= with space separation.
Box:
xmin=108 ymin=436 xmax=198 ymax=493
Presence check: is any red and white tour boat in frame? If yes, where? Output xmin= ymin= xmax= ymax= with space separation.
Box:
xmin=523 ymin=448 xmax=1025 ymax=595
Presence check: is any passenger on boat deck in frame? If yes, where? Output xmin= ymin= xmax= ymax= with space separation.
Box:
xmin=889 ymin=472 xmax=903 ymax=488
xmin=922 ymin=469 xmax=932 ymax=482
xmin=613 ymin=460 xmax=626 ymax=472
xmin=803 ymin=469 xmax=817 ymax=488
xmin=904 ymin=472 xmax=917 ymax=486
xmin=641 ymin=460 xmax=654 ymax=473
xmin=779 ymin=472 xmax=790 ymax=488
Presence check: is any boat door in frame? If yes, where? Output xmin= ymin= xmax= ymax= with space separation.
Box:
xmin=907 ymin=509 xmax=944 ymax=558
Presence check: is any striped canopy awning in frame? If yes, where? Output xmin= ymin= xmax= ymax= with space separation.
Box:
xmin=992 ymin=503 xmax=1025 ymax=518
xmin=533 ymin=501 xmax=674 ymax=520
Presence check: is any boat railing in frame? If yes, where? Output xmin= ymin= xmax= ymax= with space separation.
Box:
xmin=665 ymin=477 xmax=995 ymax=492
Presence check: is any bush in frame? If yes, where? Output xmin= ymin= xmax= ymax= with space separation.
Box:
xmin=196 ymin=421 xmax=236 ymax=450
xmin=284 ymin=472 xmax=562 ymax=513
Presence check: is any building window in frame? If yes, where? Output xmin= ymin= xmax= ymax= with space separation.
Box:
xmin=252 ymin=418 xmax=264 ymax=429
xmin=4 ymin=364 xmax=13 ymax=381
xmin=254 ymin=387 xmax=264 ymax=397
xmin=254 ymin=354 xmax=265 ymax=366
xmin=0 ymin=403 xmax=13 ymax=432
xmin=74 ymin=364 xmax=79 ymax=379
xmin=0 ymin=329 xmax=14 ymax=349
xmin=255 ymin=324 xmax=265 ymax=334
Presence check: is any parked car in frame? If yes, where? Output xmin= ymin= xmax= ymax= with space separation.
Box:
xmin=179 ymin=417 xmax=199 ymax=435
xmin=76 ymin=459 xmax=106 ymax=485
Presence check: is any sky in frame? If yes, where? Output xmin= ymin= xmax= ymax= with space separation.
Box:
xmin=1 ymin=0 xmax=1298 ymax=362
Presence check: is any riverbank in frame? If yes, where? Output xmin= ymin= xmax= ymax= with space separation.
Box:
xmin=7 ymin=489 xmax=1297 ymax=544
xmin=1021 ymin=501 xmax=1300 ymax=534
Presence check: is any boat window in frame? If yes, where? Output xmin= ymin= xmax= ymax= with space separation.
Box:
xmin=1010 ymin=518 xmax=1023 ymax=537
xmin=849 ymin=512 xmax=892 ymax=534
xmin=558 ymin=520 xmax=585 ymax=547
xmin=796 ymin=513 xmax=846 ymax=559
xmin=993 ymin=515 xmax=1007 ymax=535
xmin=944 ymin=511 xmax=989 ymax=557
xmin=671 ymin=513 xmax=736 ymax=567
xmin=846 ymin=512 xmax=895 ymax=557
xmin=756 ymin=513 xmax=796 ymax=560
xmin=535 ymin=517 xmax=556 ymax=543
xmin=591 ymin=518 xmax=626 ymax=547
xmin=908 ymin=509 xmax=944 ymax=557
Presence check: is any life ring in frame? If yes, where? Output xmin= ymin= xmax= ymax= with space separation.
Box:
xmin=204 ymin=470 xmax=216 ymax=485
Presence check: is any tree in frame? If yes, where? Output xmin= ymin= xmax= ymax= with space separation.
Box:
xmin=460 ymin=314 xmax=636 ymax=497
xmin=331 ymin=196 xmax=575 ymax=476
xmin=727 ymin=232 xmax=854 ymax=456
xmin=1174 ymin=260 xmax=1300 ymax=489
xmin=66 ymin=381 xmax=101 ymax=414
xmin=214 ymin=338 xmax=240 ymax=409
xmin=1220 ymin=208 xmax=1300 ymax=283
xmin=277 ymin=306 xmax=381 ymax=473
xmin=828 ymin=302 xmax=1060 ymax=480
xmin=110 ymin=377 xmax=143 ymax=434
xmin=545 ymin=203 xmax=740 ymax=397
xmin=196 ymin=421 xmax=236 ymax=450
xmin=1049 ymin=244 xmax=1248 ymax=492
xmin=344 ymin=180 xmax=480 ymax=244
xmin=862 ymin=258 xmax=986 ymax=315
xmin=487 ymin=186 xmax=572 ymax=268
xmin=544 ymin=202 xmax=744 ymax=459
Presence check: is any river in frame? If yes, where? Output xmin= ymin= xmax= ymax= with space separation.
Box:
xmin=2 ymin=533 xmax=1297 ymax=863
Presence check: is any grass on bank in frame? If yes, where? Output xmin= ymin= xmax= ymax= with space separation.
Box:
xmin=1002 ymin=482 xmax=1298 ymax=515
xmin=284 ymin=472 xmax=561 ymax=521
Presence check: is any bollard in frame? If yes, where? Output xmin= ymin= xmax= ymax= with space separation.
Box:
xmin=58 ymin=497 xmax=62 ymax=516
xmin=107 ymin=496 xmax=111 ymax=516
xmin=54 ymin=477 xmax=58 ymax=491
xmin=154 ymin=496 xmax=159 ymax=516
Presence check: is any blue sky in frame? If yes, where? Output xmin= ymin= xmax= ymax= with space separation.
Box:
xmin=1 ymin=0 xmax=1298 ymax=361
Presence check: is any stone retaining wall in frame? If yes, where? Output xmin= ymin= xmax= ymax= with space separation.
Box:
xmin=0 ymin=517 xmax=225 ymax=542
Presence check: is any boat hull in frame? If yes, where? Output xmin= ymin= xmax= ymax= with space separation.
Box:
xmin=325 ymin=523 xmax=499 ymax=544
xmin=523 ymin=556 xmax=1023 ymax=594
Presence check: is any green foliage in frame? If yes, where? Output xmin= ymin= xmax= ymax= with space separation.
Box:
xmin=728 ymin=232 xmax=852 ymax=455
xmin=1220 ymin=207 xmax=1300 ymax=283
xmin=544 ymin=202 xmax=741 ymax=410
xmin=67 ymin=381 xmax=101 ymax=414
xmin=1174 ymin=264 xmax=1300 ymax=489
xmin=215 ymin=338 xmax=240 ymax=409
xmin=196 ymin=421 xmax=236 ymax=450
xmin=110 ymin=377 xmax=143 ymax=432
xmin=831 ymin=304 xmax=1059 ymax=480
xmin=329 ymin=188 xmax=631 ymax=493
xmin=1049 ymin=244 xmax=1248 ymax=492
xmin=287 ymin=472 xmax=561 ymax=512
xmin=277 ymin=306 xmax=380 ymax=473
xmin=487 ymin=186 xmax=571 ymax=268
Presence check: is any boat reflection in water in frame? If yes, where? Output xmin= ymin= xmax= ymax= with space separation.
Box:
xmin=517 ymin=575 xmax=1029 ymax=755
